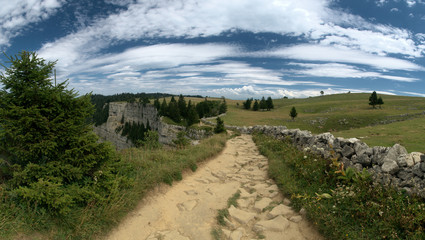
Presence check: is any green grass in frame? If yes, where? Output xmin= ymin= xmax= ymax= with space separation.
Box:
xmin=334 ymin=116 xmax=425 ymax=153
xmin=253 ymin=133 xmax=425 ymax=240
xmin=222 ymin=93 xmax=425 ymax=152
xmin=0 ymin=133 xmax=227 ymax=239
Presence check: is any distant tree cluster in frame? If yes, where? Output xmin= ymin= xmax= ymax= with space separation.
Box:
xmin=154 ymin=95 xmax=227 ymax=126
xmin=242 ymin=97 xmax=274 ymax=111
xmin=369 ymin=91 xmax=384 ymax=109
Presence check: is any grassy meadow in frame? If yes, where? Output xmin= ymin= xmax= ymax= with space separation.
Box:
xmin=220 ymin=93 xmax=425 ymax=152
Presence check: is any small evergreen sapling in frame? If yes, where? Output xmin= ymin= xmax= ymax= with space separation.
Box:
xmin=290 ymin=106 xmax=298 ymax=120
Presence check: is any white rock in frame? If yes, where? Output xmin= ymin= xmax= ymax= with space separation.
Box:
xmin=230 ymin=227 xmax=245 ymax=240
xmin=228 ymin=205 xmax=256 ymax=224
xmin=253 ymin=215 xmax=290 ymax=233
xmin=267 ymin=204 xmax=295 ymax=219
xmin=254 ymin=198 xmax=273 ymax=212
xmin=289 ymin=215 xmax=303 ymax=223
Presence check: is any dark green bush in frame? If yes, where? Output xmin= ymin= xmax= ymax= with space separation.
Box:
xmin=0 ymin=51 xmax=127 ymax=215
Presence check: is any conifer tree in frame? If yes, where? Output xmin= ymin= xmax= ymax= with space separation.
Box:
xmin=0 ymin=51 xmax=122 ymax=214
xmin=260 ymin=96 xmax=267 ymax=110
xmin=253 ymin=99 xmax=259 ymax=111
xmin=187 ymin=100 xmax=200 ymax=126
xmin=160 ymin=98 xmax=168 ymax=116
xmin=219 ymin=97 xmax=227 ymax=114
xmin=377 ymin=96 xmax=384 ymax=109
xmin=369 ymin=91 xmax=378 ymax=109
xmin=214 ymin=117 xmax=226 ymax=133
xmin=290 ymin=106 xmax=298 ymax=120
xmin=266 ymin=97 xmax=274 ymax=110
xmin=177 ymin=94 xmax=187 ymax=118
xmin=153 ymin=98 xmax=160 ymax=110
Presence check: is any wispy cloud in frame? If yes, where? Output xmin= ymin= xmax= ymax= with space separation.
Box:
xmin=0 ymin=0 xmax=64 ymax=48
xmin=289 ymin=62 xmax=419 ymax=82
xmin=264 ymin=44 xmax=424 ymax=71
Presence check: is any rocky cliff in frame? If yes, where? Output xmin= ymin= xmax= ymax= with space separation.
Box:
xmin=94 ymin=102 xmax=211 ymax=150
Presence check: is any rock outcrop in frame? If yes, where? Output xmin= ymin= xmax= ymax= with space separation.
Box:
xmin=94 ymin=102 xmax=212 ymax=150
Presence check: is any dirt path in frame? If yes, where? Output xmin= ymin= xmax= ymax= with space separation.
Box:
xmin=106 ymin=135 xmax=323 ymax=240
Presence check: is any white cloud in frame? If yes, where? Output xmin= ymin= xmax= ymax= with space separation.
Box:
xmin=0 ymin=0 xmax=64 ymax=48
xmin=406 ymin=0 xmax=416 ymax=7
xmin=290 ymin=62 xmax=419 ymax=82
xmin=265 ymin=44 xmax=424 ymax=71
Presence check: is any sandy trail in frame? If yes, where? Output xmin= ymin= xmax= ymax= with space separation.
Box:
xmin=106 ymin=135 xmax=323 ymax=240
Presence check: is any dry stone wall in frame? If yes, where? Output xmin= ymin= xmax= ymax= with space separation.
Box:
xmin=220 ymin=123 xmax=425 ymax=197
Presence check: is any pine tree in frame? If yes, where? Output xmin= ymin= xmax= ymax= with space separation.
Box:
xmin=160 ymin=98 xmax=168 ymax=116
xmin=253 ymin=100 xmax=259 ymax=111
xmin=369 ymin=91 xmax=378 ymax=109
xmin=243 ymin=98 xmax=253 ymax=110
xmin=290 ymin=106 xmax=298 ymax=120
xmin=214 ymin=117 xmax=226 ymax=133
xmin=259 ymin=96 xmax=267 ymax=110
xmin=219 ymin=97 xmax=227 ymax=114
xmin=153 ymin=98 xmax=160 ymax=110
xmin=187 ymin=101 xmax=200 ymax=126
xmin=177 ymin=94 xmax=187 ymax=118
xmin=168 ymin=100 xmax=181 ymax=123
xmin=266 ymin=97 xmax=274 ymax=111
xmin=0 ymin=51 xmax=122 ymax=214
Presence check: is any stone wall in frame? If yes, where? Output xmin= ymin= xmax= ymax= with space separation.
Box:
xmin=94 ymin=102 xmax=212 ymax=149
xmin=223 ymin=124 xmax=425 ymax=197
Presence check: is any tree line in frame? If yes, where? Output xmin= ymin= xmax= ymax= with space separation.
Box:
xmin=242 ymin=96 xmax=274 ymax=111
xmin=154 ymin=95 xmax=227 ymax=126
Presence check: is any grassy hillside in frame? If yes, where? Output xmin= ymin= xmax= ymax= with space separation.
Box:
xmin=221 ymin=93 xmax=425 ymax=152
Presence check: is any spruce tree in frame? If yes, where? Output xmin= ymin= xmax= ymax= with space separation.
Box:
xmin=259 ymin=96 xmax=267 ymax=110
xmin=266 ymin=97 xmax=274 ymax=110
xmin=177 ymin=94 xmax=187 ymax=118
xmin=214 ymin=117 xmax=226 ymax=133
xmin=369 ymin=91 xmax=378 ymax=109
xmin=377 ymin=96 xmax=384 ymax=109
xmin=187 ymin=100 xmax=200 ymax=126
xmin=0 ymin=51 xmax=122 ymax=214
xmin=253 ymin=100 xmax=259 ymax=111
xmin=160 ymin=98 xmax=168 ymax=116
xmin=290 ymin=106 xmax=298 ymax=120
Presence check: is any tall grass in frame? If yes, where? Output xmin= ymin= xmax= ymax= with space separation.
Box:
xmin=253 ymin=133 xmax=425 ymax=240
xmin=0 ymin=133 xmax=227 ymax=239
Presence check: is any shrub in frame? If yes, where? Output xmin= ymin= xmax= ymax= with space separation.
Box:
xmin=0 ymin=51 xmax=126 ymax=215
xmin=214 ymin=117 xmax=226 ymax=133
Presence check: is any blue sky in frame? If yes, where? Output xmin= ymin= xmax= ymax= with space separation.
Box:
xmin=1 ymin=0 xmax=425 ymax=99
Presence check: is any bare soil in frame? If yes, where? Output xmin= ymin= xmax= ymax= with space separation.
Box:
xmin=106 ymin=135 xmax=323 ymax=240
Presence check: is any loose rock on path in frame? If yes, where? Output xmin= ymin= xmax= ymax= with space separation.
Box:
xmin=106 ymin=135 xmax=323 ymax=240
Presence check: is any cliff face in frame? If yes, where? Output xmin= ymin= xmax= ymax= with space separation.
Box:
xmin=93 ymin=102 xmax=206 ymax=150
xmin=94 ymin=102 xmax=161 ymax=150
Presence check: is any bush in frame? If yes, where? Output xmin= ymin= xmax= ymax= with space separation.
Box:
xmin=214 ymin=117 xmax=226 ymax=133
xmin=0 ymin=51 xmax=126 ymax=215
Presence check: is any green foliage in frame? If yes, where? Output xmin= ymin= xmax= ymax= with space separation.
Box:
xmin=266 ymin=97 xmax=274 ymax=110
xmin=259 ymin=97 xmax=267 ymax=110
xmin=137 ymin=130 xmax=161 ymax=150
xmin=173 ymin=131 xmax=190 ymax=148
xmin=0 ymin=51 xmax=126 ymax=216
xmin=214 ymin=117 xmax=226 ymax=133
xmin=187 ymin=100 xmax=200 ymax=126
xmin=219 ymin=97 xmax=227 ymax=114
xmin=290 ymin=106 xmax=298 ymax=120
xmin=253 ymin=100 xmax=259 ymax=111
xmin=168 ymin=96 xmax=181 ymax=123
xmin=121 ymin=121 xmax=151 ymax=146
xmin=242 ymin=98 xmax=253 ymax=110
xmin=369 ymin=91 xmax=383 ymax=109
xmin=1 ymin=128 xmax=227 ymax=239
xmin=91 ymin=92 xmax=171 ymax=126
xmin=253 ymin=133 xmax=425 ymax=240
xmin=178 ymin=94 xmax=187 ymax=119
